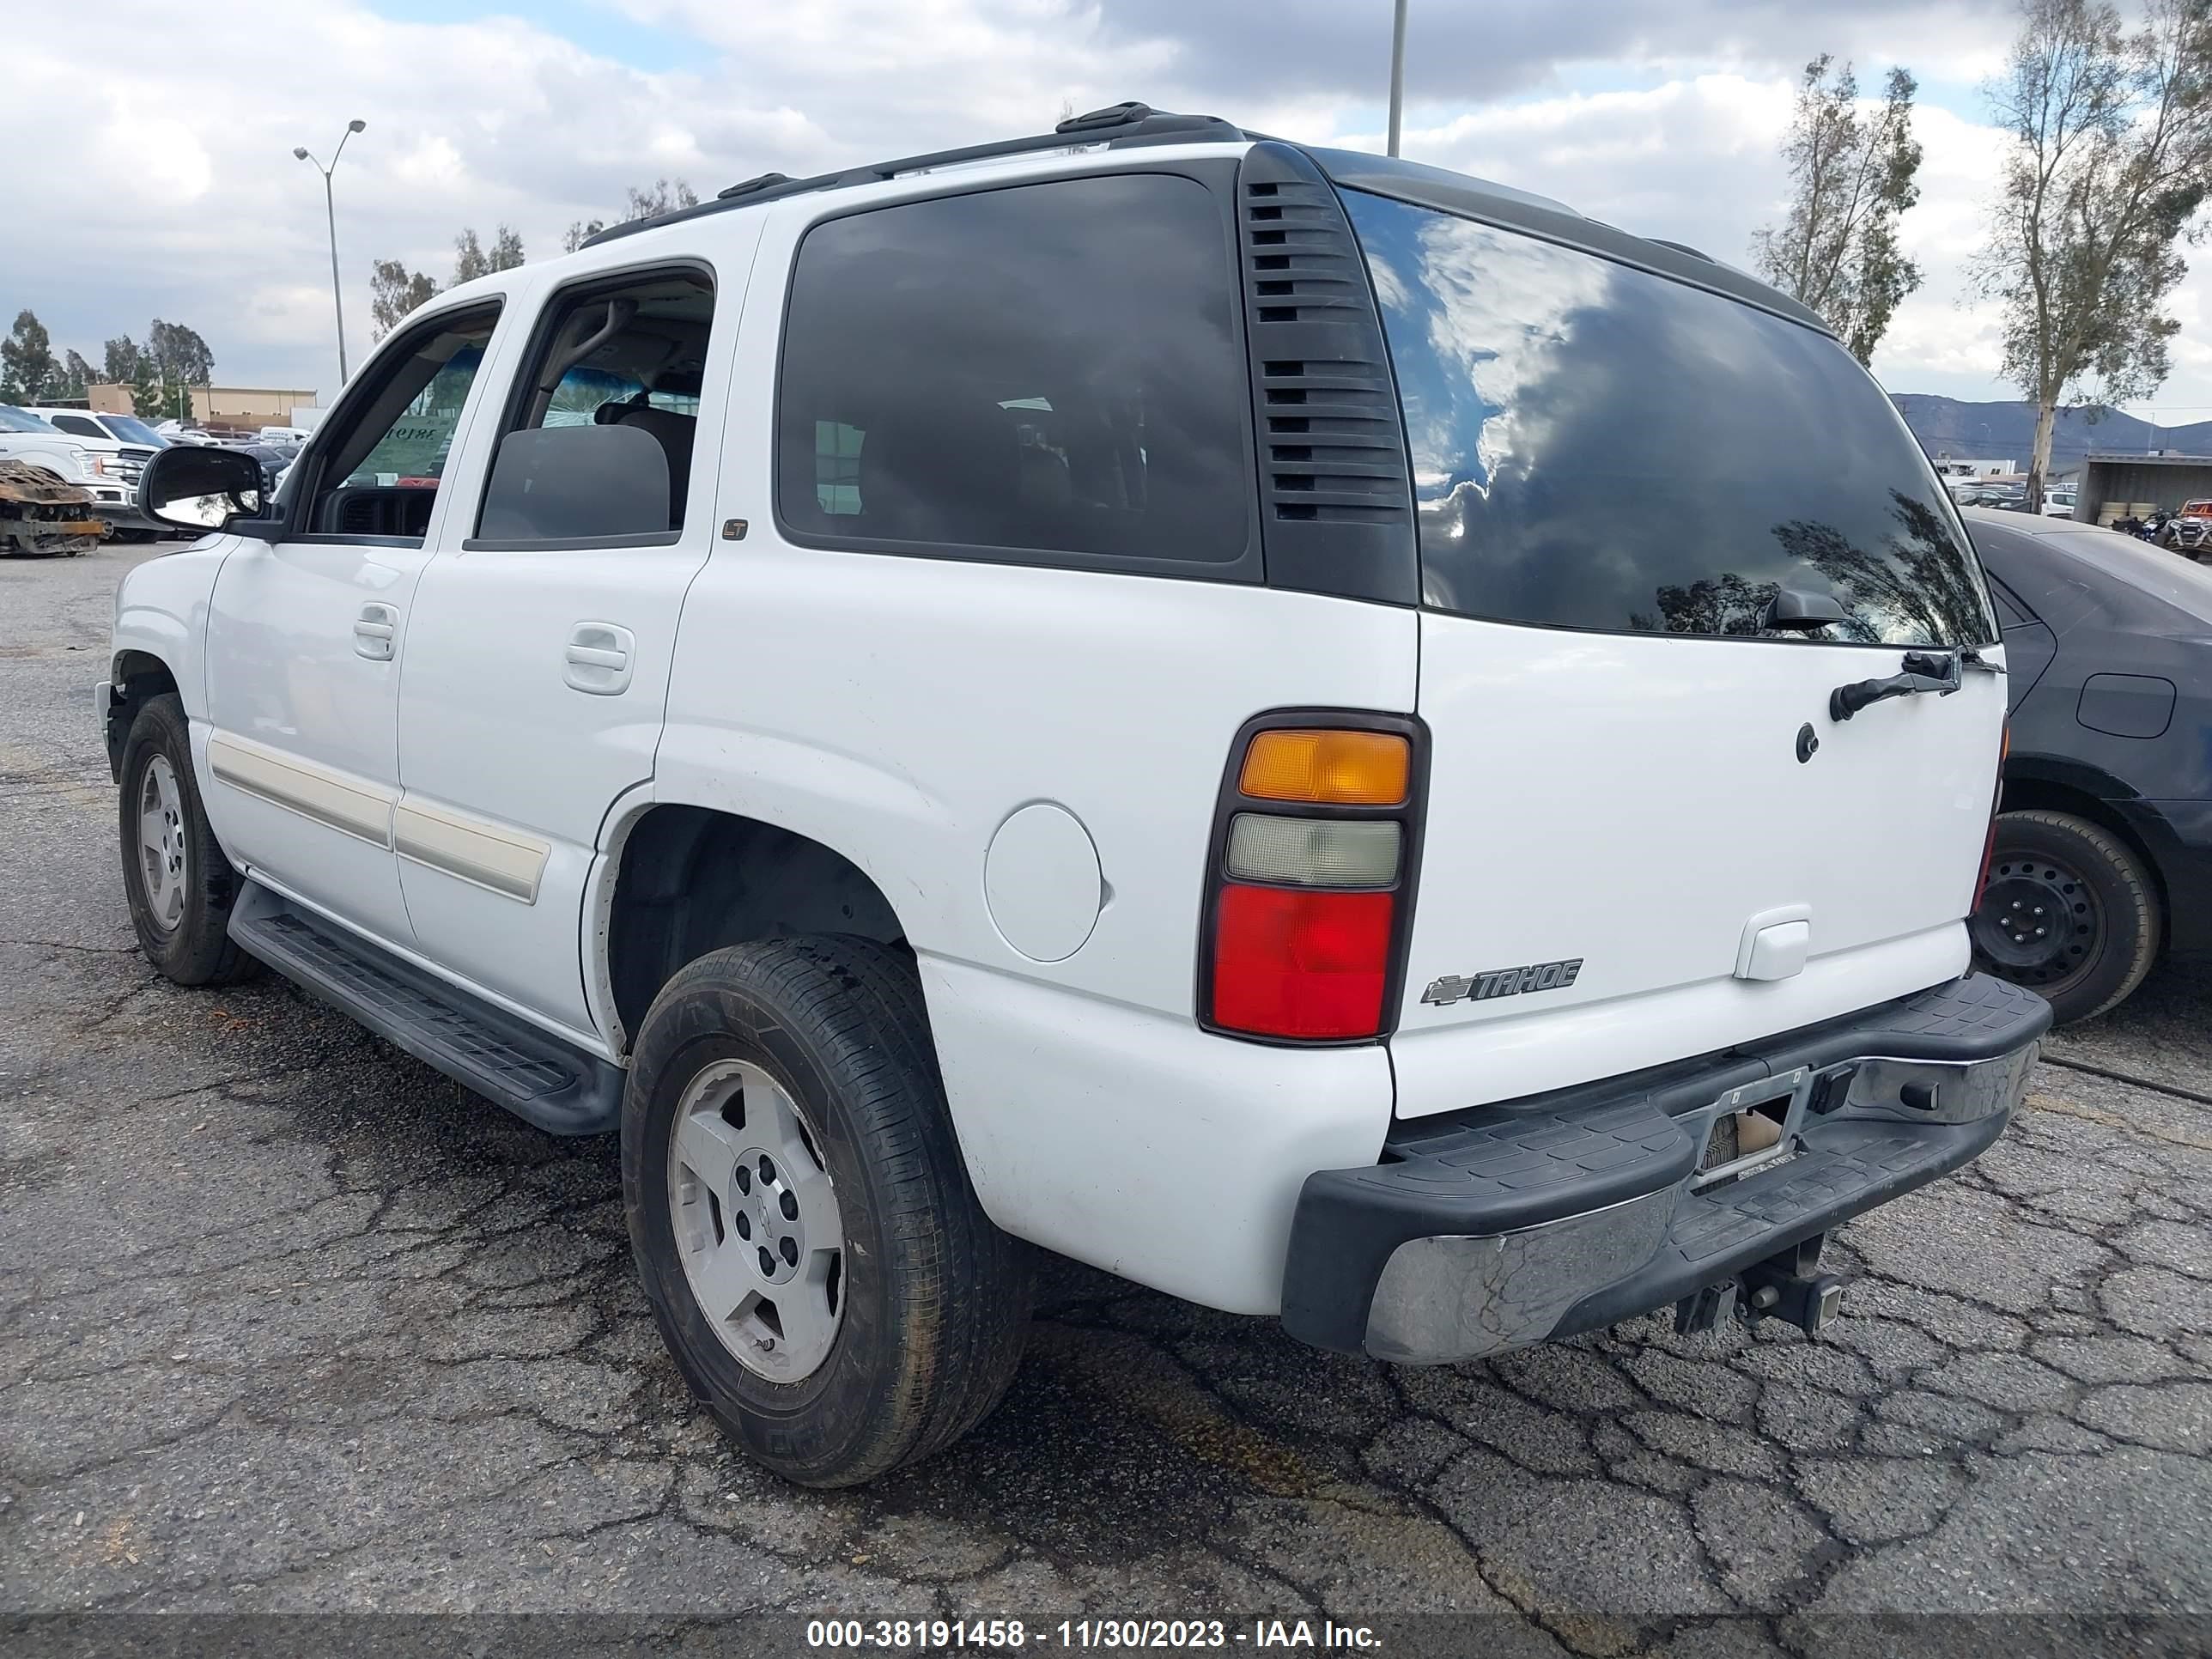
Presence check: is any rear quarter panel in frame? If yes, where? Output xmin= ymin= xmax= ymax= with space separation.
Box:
xmin=650 ymin=184 xmax=1416 ymax=1310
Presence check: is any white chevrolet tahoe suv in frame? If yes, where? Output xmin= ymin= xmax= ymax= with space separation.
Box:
xmin=110 ymin=104 xmax=2049 ymax=1486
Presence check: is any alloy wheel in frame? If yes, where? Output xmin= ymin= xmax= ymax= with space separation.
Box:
xmin=136 ymin=755 xmax=188 ymax=934
xmin=666 ymin=1058 xmax=846 ymax=1382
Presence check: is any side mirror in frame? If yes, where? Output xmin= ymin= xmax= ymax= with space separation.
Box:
xmin=141 ymin=444 xmax=267 ymax=533
xmin=1762 ymin=586 xmax=1849 ymax=633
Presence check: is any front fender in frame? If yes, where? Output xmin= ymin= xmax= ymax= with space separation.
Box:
xmin=110 ymin=534 xmax=237 ymax=725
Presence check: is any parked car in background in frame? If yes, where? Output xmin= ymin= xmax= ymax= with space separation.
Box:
xmin=0 ymin=459 xmax=106 ymax=556
xmin=0 ymin=404 xmax=97 ymax=489
xmin=0 ymin=408 xmax=106 ymax=556
xmin=1958 ymin=481 xmax=2033 ymax=512
xmin=21 ymin=405 xmax=163 ymax=540
xmin=2043 ymin=489 xmax=2077 ymax=518
xmin=35 ymin=409 xmax=172 ymax=451
xmin=218 ymin=441 xmax=293 ymax=493
xmin=258 ymin=424 xmax=311 ymax=446
xmin=1965 ymin=507 xmax=2212 ymax=1021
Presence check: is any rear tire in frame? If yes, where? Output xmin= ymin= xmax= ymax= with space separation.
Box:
xmin=622 ymin=936 xmax=1031 ymax=1486
xmin=117 ymin=693 xmax=257 ymax=984
xmin=1971 ymin=810 xmax=2160 ymax=1024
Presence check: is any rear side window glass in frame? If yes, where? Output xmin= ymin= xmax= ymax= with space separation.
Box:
xmin=1343 ymin=189 xmax=1995 ymax=647
xmin=471 ymin=268 xmax=714 ymax=544
xmin=776 ymin=173 xmax=1253 ymax=568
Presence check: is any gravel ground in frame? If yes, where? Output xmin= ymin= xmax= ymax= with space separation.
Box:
xmin=3 ymin=546 xmax=2209 ymax=1649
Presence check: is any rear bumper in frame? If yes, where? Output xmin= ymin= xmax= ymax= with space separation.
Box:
xmin=1281 ymin=973 xmax=2051 ymax=1363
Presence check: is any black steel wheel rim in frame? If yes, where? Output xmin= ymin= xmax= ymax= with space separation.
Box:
xmin=1972 ymin=854 xmax=2101 ymax=983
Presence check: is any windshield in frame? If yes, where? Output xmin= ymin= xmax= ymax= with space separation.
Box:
xmin=1344 ymin=189 xmax=1996 ymax=647
xmin=0 ymin=404 xmax=58 ymax=434
xmin=100 ymin=415 xmax=165 ymax=446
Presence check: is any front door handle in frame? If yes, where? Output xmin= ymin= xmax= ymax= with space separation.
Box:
xmin=355 ymin=602 xmax=399 ymax=661
xmin=564 ymin=622 xmax=635 ymax=695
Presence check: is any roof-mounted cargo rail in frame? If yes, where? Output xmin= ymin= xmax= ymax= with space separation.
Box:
xmin=585 ymin=101 xmax=1245 ymax=249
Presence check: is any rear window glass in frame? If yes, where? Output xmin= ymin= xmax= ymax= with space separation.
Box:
xmin=1343 ymin=189 xmax=1995 ymax=647
xmin=775 ymin=173 xmax=1252 ymax=570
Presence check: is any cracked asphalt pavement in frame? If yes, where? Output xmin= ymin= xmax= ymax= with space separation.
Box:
xmin=4 ymin=548 xmax=2210 ymax=1647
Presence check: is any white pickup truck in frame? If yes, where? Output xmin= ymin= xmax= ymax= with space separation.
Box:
xmin=109 ymin=103 xmax=2049 ymax=1486
xmin=23 ymin=405 xmax=165 ymax=538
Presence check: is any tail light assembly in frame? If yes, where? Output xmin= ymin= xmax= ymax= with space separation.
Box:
xmin=1199 ymin=713 xmax=1426 ymax=1043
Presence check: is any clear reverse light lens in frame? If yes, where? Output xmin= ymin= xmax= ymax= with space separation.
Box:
xmin=1226 ymin=814 xmax=1401 ymax=888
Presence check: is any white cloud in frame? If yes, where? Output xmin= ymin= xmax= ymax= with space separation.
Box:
xmin=3 ymin=0 xmax=2209 ymax=419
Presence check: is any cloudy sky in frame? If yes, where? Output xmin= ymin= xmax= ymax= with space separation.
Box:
xmin=9 ymin=0 xmax=2212 ymax=429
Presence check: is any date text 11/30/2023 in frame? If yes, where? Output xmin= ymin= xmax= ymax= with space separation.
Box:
xmin=805 ymin=1618 xmax=1382 ymax=1650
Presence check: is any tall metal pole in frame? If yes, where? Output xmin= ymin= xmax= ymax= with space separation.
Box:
xmin=1387 ymin=0 xmax=1408 ymax=157
xmin=322 ymin=171 xmax=348 ymax=384
xmin=295 ymin=119 xmax=366 ymax=390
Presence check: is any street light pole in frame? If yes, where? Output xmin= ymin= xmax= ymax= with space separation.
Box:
xmin=1387 ymin=0 xmax=1408 ymax=157
xmin=295 ymin=118 xmax=367 ymax=386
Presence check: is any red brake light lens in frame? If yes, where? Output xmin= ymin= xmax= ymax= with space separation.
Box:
xmin=1211 ymin=884 xmax=1394 ymax=1040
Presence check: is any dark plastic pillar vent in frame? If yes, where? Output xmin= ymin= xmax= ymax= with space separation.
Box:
xmin=1237 ymin=142 xmax=1419 ymax=606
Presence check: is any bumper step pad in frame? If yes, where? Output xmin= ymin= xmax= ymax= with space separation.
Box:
xmin=228 ymin=882 xmax=622 ymax=1135
xmin=1547 ymin=1115 xmax=2008 ymax=1341
xmin=1281 ymin=974 xmax=2051 ymax=1358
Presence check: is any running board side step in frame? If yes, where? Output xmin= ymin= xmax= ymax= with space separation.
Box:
xmin=228 ymin=881 xmax=623 ymax=1135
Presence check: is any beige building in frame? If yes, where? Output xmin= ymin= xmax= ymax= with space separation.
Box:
xmin=86 ymin=382 xmax=320 ymax=428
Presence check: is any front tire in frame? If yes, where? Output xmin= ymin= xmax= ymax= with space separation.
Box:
xmin=117 ymin=693 xmax=256 ymax=984
xmin=1971 ymin=810 xmax=2160 ymax=1023
xmin=622 ymin=937 xmax=1031 ymax=1486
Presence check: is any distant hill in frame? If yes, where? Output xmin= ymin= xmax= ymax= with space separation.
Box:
xmin=1891 ymin=394 xmax=2212 ymax=471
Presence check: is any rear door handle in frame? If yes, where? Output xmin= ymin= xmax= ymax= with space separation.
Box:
xmin=355 ymin=602 xmax=399 ymax=661
xmin=564 ymin=623 xmax=635 ymax=695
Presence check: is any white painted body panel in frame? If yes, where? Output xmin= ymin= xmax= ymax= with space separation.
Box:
xmin=921 ymin=957 xmax=1392 ymax=1314
xmin=643 ymin=185 xmax=1416 ymax=1298
xmin=393 ymin=222 xmax=760 ymax=1029
xmin=1394 ymin=612 xmax=2005 ymax=1116
xmin=198 ymin=539 xmax=426 ymax=943
xmin=109 ymin=534 xmax=230 ymax=717
xmin=195 ymin=291 xmax=518 ymax=948
xmin=0 ymin=429 xmax=94 ymax=484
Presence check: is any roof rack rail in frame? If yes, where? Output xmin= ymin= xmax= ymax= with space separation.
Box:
xmin=584 ymin=101 xmax=1245 ymax=248
xmin=718 ymin=171 xmax=794 ymax=201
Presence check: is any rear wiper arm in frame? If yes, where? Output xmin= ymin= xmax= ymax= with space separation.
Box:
xmin=1829 ymin=649 xmax=1963 ymax=722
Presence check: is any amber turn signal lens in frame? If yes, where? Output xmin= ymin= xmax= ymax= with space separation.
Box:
xmin=1239 ymin=729 xmax=1410 ymax=806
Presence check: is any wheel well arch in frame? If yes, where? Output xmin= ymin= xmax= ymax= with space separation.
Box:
xmin=106 ymin=650 xmax=180 ymax=781
xmin=112 ymin=648 xmax=177 ymax=694
xmin=1996 ymin=769 xmax=2169 ymax=939
xmin=601 ymin=804 xmax=908 ymax=1048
